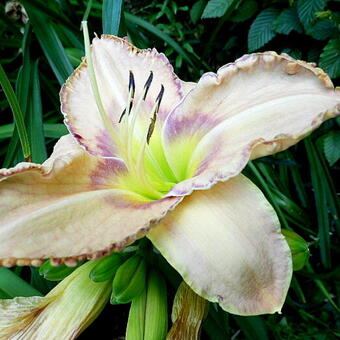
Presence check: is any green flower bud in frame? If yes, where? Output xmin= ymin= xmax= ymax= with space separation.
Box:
xmin=126 ymin=269 xmax=168 ymax=340
xmin=111 ymin=254 xmax=146 ymax=304
xmin=281 ymin=229 xmax=310 ymax=271
xmin=39 ymin=259 xmax=81 ymax=281
xmin=90 ymin=253 xmax=122 ymax=282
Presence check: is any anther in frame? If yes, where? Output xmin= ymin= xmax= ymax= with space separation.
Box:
xmin=155 ymin=84 xmax=164 ymax=113
xmin=146 ymin=115 xmax=156 ymax=144
xmin=118 ymin=108 xmax=126 ymax=123
xmin=146 ymin=84 xmax=164 ymax=144
xmin=128 ymin=71 xmax=136 ymax=114
xmin=129 ymin=71 xmax=135 ymax=98
xmin=143 ymin=71 xmax=153 ymax=100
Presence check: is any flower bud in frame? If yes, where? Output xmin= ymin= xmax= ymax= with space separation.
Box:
xmin=126 ymin=269 xmax=168 ymax=340
xmin=111 ymin=254 xmax=146 ymax=304
xmin=90 ymin=253 xmax=122 ymax=282
xmin=281 ymin=229 xmax=310 ymax=270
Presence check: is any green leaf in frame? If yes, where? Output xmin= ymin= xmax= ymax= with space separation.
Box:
xmin=202 ymin=0 xmax=236 ymax=19
xmin=43 ymin=123 xmax=68 ymax=138
xmin=190 ymin=0 xmax=206 ymax=23
xmin=0 ymin=123 xmax=68 ymax=139
xmin=321 ymin=131 xmax=340 ymax=166
xmin=27 ymin=60 xmax=47 ymax=163
xmin=0 ymin=124 xmax=14 ymax=139
xmin=103 ymin=0 xmax=124 ymax=35
xmin=281 ymin=48 xmax=302 ymax=60
xmin=65 ymin=48 xmax=84 ymax=67
xmin=319 ymin=38 xmax=340 ymax=78
xmin=248 ymin=8 xmax=279 ymax=52
xmin=0 ymin=268 xmax=42 ymax=298
xmin=305 ymin=138 xmax=332 ymax=268
xmin=233 ymin=316 xmax=269 ymax=340
xmin=230 ymin=0 xmax=258 ymax=23
xmin=125 ymin=13 xmax=195 ymax=67
xmin=0 ymin=63 xmax=31 ymax=160
xmin=23 ymin=2 xmax=74 ymax=84
xmin=273 ymin=8 xmax=302 ymax=35
xmin=308 ymin=20 xmax=337 ymax=40
xmin=297 ymin=0 xmax=326 ymax=27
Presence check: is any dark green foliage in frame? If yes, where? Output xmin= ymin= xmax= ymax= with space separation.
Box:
xmin=202 ymin=0 xmax=237 ymax=18
xmin=0 ymin=0 xmax=339 ymax=339
xmin=273 ymin=8 xmax=303 ymax=35
xmin=248 ymin=8 xmax=279 ymax=52
xmin=320 ymin=38 xmax=340 ymax=78
xmin=297 ymin=0 xmax=327 ymax=27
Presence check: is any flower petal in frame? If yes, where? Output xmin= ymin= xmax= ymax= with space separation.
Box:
xmin=60 ymin=35 xmax=184 ymax=157
xmin=163 ymin=52 xmax=340 ymax=195
xmin=0 ymin=135 xmax=181 ymax=267
xmin=148 ymin=174 xmax=292 ymax=315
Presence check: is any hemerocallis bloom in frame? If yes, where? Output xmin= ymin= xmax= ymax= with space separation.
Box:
xmin=0 ymin=28 xmax=339 ymax=316
xmin=0 ymin=261 xmax=111 ymax=339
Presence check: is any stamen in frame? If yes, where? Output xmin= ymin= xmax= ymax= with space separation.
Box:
xmin=81 ymin=21 xmax=121 ymax=148
xmin=118 ymin=108 xmax=126 ymax=123
xmin=146 ymin=84 xmax=164 ymax=144
xmin=143 ymin=71 xmax=153 ymax=100
xmin=128 ymin=70 xmax=135 ymax=114
xmin=129 ymin=70 xmax=136 ymax=97
xmin=155 ymin=84 xmax=164 ymax=113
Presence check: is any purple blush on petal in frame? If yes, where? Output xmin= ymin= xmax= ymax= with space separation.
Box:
xmin=165 ymin=112 xmax=223 ymax=142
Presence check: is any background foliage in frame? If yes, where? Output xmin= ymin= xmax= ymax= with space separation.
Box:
xmin=0 ymin=0 xmax=339 ymax=339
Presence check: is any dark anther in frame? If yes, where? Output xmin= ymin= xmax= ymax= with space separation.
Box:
xmin=143 ymin=71 xmax=153 ymax=100
xmin=128 ymin=71 xmax=136 ymax=114
xmin=118 ymin=108 xmax=126 ymax=123
xmin=146 ymin=116 xmax=156 ymax=144
xmin=129 ymin=70 xmax=136 ymax=98
xmin=146 ymin=84 xmax=165 ymax=144
xmin=155 ymin=84 xmax=165 ymax=113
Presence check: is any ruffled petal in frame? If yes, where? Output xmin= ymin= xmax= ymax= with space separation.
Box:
xmin=162 ymin=52 xmax=340 ymax=195
xmin=148 ymin=175 xmax=292 ymax=316
xmin=60 ymin=35 xmax=184 ymax=157
xmin=0 ymin=135 xmax=181 ymax=267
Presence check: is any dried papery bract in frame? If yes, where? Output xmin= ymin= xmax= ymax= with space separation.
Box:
xmin=167 ymin=281 xmax=209 ymax=340
xmin=0 ymin=261 xmax=111 ymax=340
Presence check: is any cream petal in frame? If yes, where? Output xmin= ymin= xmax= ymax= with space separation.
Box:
xmin=0 ymin=135 xmax=181 ymax=266
xmin=148 ymin=175 xmax=292 ymax=316
xmin=60 ymin=35 xmax=184 ymax=157
xmin=162 ymin=52 xmax=340 ymax=195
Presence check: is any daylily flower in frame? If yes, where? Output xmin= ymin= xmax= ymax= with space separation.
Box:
xmin=0 ymin=261 xmax=111 ymax=339
xmin=0 ymin=29 xmax=339 ymax=316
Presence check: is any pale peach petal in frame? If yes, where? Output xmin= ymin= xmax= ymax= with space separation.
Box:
xmin=148 ymin=175 xmax=292 ymax=316
xmin=163 ymin=52 xmax=340 ymax=195
xmin=60 ymin=35 xmax=184 ymax=157
xmin=0 ymin=135 xmax=181 ymax=266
